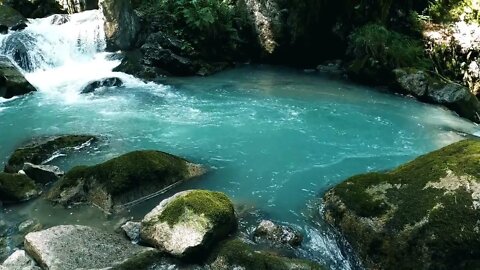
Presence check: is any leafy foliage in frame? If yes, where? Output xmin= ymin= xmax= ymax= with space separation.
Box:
xmin=139 ymin=0 xmax=241 ymax=58
xmin=427 ymin=0 xmax=480 ymax=23
xmin=347 ymin=23 xmax=430 ymax=82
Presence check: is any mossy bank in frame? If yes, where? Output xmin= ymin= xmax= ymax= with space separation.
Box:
xmin=323 ymin=139 xmax=480 ymax=269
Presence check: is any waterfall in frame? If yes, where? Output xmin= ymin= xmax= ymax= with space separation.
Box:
xmin=0 ymin=10 xmax=138 ymax=102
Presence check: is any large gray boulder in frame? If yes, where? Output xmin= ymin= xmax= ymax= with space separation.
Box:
xmin=0 ymin=56 xmax=36 ymax=99
xmin=47 ymin=151 xmax=206 ymax=213
xmin=140 ymin=190 xmax=236 ymax=260
xmin=100 ymin=0 xmax=140 ymax=50
xmin=0 ymin=4 xmax=26 ymax=28
xmin=24 ymin=225 xmax=159 ymax=270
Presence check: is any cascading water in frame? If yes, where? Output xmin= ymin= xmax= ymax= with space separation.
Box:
xmin=1 ymin=9 xmax=480 ymax=270
xmin=0 ymin=10 xmax=147 ymax=103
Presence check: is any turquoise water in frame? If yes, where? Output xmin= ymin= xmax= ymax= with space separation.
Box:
xmin=0 ymin=65 xmax=477 ymax=268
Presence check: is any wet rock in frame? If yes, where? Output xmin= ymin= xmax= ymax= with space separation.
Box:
xmin=100 ymin=0 xmax=140 ymax=50
xmin=56 ymin=0 xmax=98 ymax=14
xmin=141 ymin=42 xmax=195 ymax=76
xmin=323 ymin=139 xmax=480 ymax=269
xmin=4 ymin=135 xmax=96 ymax=173
xmin=24 ymin=225 xmax=159 ymax=270
xmin=47 ymin=151 xmax=206 ymax=213
xmin=0 ymin=173 xmax=39 ymax=203
xmin=208 ymin=238 xmax=323 ymax=270
xmin=121 ymin=221 xmax=141 ymax=243
xmin=10 ymin=23 xmax=27 ymax=32
xmin=50 ymin=14 xmax=69 ymax=25
xmin=0 ymin=25 xmax=8 ymax=35
xmin=22 ymin=163 xmax=63 ymax=184
xmin=3 ymin=0 xmax=64 ymax=19
xmin=393 ymin=68 xmax=480 ymax=123
xmin=254 ymin=220 xmax=303 ymax=247
xmin=140 ymin=190 xmax=236 ymax=260
xmin=0 ymin=56 xmax=36 ymax=99
xmin=1 ymin=250 xmax=40 ymax=270
xmin=0 ymin=5 xmax=25 ymax=28
xmin=80 ymin=77 xmax=123 ymax=94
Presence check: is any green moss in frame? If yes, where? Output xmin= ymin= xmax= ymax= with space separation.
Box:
xmin=0 ymin=4 xmax=24 ymax=26
xmin=0 ymin=172 xmax=37 ymax=202
xmin=54 ymin=150 xmax=189 ymax=197
xmin=211 ymin=239 xmax=323 ymax=270
xmin=5 ymin=135 xmax=96 ymax=173
xmin=327 ymin=139 xmax=480 ymax=269
xmin=158 ymin=190 xmax=234 ymax=226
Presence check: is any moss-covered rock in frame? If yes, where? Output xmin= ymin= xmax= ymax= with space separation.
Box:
xmin=323 ymin=139 xmax=480 ymax=270
xmin=4 ymin=135 xmax=96 ymax=173
xmin=208 ymin=238 xmax=323 ymax=270
xmin=140 ymin=190 xmax=236 ymax=260
xmin=0 ymin=173 xmax=39 ymax=203
xmin=47 ymin=151 xmax=205 ymax=213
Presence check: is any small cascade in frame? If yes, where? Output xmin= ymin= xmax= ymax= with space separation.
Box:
xmin=0 ymin=10 xmax=106 ymax=72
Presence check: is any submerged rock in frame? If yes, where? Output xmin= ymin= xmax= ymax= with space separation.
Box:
xmin=393 ymin=68 xmax=480 ymax=123
xmin=1 ymin=250 xmax=40 ymax=270
xmin=0 ymin=56 xmax=36 ymax=99
xmin=100 ymin=0 xmax=140 ymax=50
xmin=47 ymin=151 xmax=205 ymax=212
xmin=10 ymin=23 xmax=27 ymax=32
xmin=80 ymin=77 xmax=123 ymax=94
xmin=208 ymin=238 xmax=323 ymax=270
xmin=0 ymin=173 xmax=39 ymax=203
xmin=254 ymin=220 xmax=303 ymax=247
xmin=4 ymin=135 xmax=96 ymax=173
xmin=323 ymin=139 xmax=480 ymax=269
xmin=140 ymin=190 xmax=236 ymax=260
xmin=50 ymin=14 xmax=69 ymax=25
xmin=24 ymin=225 xmax=159 ymax=270
xmin=22 ymin=163 xmax=64 ymax=184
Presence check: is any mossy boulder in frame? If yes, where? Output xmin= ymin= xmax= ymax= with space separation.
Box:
xmin=323 ymin=139 xmax=480 ymax=270
xmin=4 ymin=135 xmax=96 ymax=173
xmin=47 ymin=151 xmax=205 ymax=213
xmin=208 ymin=238 xmax=323 ymax=270
xmin=0 ymin=173 xmax=39 ymax=203
xmin=140 ymin=190 xmax=236 ymax=260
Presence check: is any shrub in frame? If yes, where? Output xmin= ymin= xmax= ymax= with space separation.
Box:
xmin=347 ymin=23 xmax=430 ymax=82
xmin=428 ymin=0 xmax=480 ymax=23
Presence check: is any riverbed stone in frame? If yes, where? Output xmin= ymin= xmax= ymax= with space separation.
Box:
xmin=4 ymin=135 xmax=96 ymax=173
xmin=80 ymin=77 xmax=123 ymax=94
xmin=0 ymin=173 xmax=39 ymax=203
xmin=24 ymin=225 xmax=159 ymax=270
xmin=140 ymin=190 xmax=236 ymax=260
xmin=323 ymin=139 xmax=480 ymax=269
xmin=22 ymin=163 xmax=63 ymax=184
xmin=0 ymin=56 xmax=36 ymax=99
xmin=208 ymin=238 xmax=323 ymax=270
xmin=253 ymin=220 xmax=303 ymax=247
xmin=1 ymin=250 xmax=40 ymax=270
xmin=47 ymin=151 xmax=206 ymax=212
